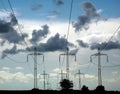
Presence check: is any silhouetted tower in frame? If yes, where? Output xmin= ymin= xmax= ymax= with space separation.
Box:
xmin=90 ymin=48 xmax=108 ymax=86
xmin=59 ymin=69 xmax=67 ymax=80
xmin=59 ymin=47 xmax=76 ymax=80
xmin=75 ymin=69 xmax=84 ymax=90
xmin=27 ymin=47 xmax=44 ymax=89
xmin=40 ymin=70 xmax=49 ymax=90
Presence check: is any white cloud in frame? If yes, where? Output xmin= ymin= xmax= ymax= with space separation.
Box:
xmin=0 ymin=10 xmax=10 ymax=18
xmin=104 ymin=76 xmax=120 ymax=83
xmin=78 ymin=18 xmax=120 ymax=44
xmin=2 ymin=67 xmax=10 ymax=72
xmin=0 ymin=67 xmax=33 ymax=84
xmin=15 ymin=66 xmax=24 ymax=70
xmin=0 ymin=9 xmax=20 ymax=19
xmin=0 ymin=70 xmax=14 ymax=83
xmin=13 ymin=72 xmax=32 ymax=83
xmin=70 ymin=61 xmax=79 ymax=71
xmin=112 ymin=71 xmax=118 ymax=75
xmin=97 ymin=9 xmax=103 ymax=14
xmin=17 ymin=17 xmax=120 ymax=49
xmin=18 ymin=19 xmax=78 ymax=45
xmin=85 ymin=74 xmax=96 ymax=79
xmin=52 ymin=68 xmax=60 ymax=73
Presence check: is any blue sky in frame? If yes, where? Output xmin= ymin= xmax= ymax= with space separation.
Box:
xmin=0 ymin=0 xmax=120 ymax=91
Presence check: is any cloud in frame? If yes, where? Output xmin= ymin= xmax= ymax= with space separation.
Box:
xmin=117 ymin=31 xmax=120 ymax=40
xmin=1 ymin=44 xmax=24 ymax=59
xmin=2 ymin=67 xmax=10 ymax=72
xmin=73 ymin=2 xmax=100 ymax=32
xmin=85 ymin=74 xmax=96 ymax=79
xmin=47 ymin=10 xmax=60 ymax=20
xmin=69 ymin=61 xmax=78 ymax=71
xmin=13 ymin=72 xmax=33 ymax=83
xmin=0 ymin=67 xmax=33 ymax=84
xmin=0 ymin=14 xmax=28 ymax=45
xmin=15 ymin=67 xmax=24 ymax=70
xmin=69 ymin=48 xmax=79 ymax=55
xmin=10 ymin=13 xmax=18 ymax=26
xmin=0 ymin=10 xmax=10 ymax=18
xmin=90 ymin=41 xmax=120 ymax=50
xmin=31 ymin=4 xmax=42 ymax=11
xmin=0 ymin=19 xmax=10 ymax=33
xmin=28 ymin=33 xmax=74 ymax=52
xmin=54 ymin=0 xmax=64 ymax=5
xmin=77 ymin=40 xmax=89 ymax=48
xmin=30 ymin=24 xmax=50 ymax=45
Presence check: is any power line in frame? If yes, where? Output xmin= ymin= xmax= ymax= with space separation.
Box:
xmin=66 ymin=0 xmax=73 ymax=41
xmin=88 ymin=25 xmax=120 ymax=72
xmin=6 ymin=0 xmax=35 ymax=75
xmin=101 ymin=25 xmax=120 ymax=51
xmin=60 ymin=0 xmax=73 ymax=80
xmin=7 ymin=0 xmax=31 ymax=52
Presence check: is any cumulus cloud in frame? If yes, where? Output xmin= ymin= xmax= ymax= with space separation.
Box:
xmin=0 ymin=70 xmax=33 ymax=84
xmin=28 ymin=33 xmax=74 ymax=52
xmin=10 ymin=13 xmax=18 ymax=26
xmin=54 ymin=0 xmax=64 ymax=5
xmin=30 ymin=24 xmax=50 ymax=45
xmin=77 ymin=40 xmax=89 ymax=48
xmin=85 ymin=74 xmax=96 ymax=79
xmin=0 ymin=14 xmax=28 ymax=45
xmin=2 ymin=67 xmax=10 ymax=72
xmin=31 ymin=4 xmax=42 ymax=11
xmin=90 ymin=41 xmax=120 ymax=50
xmin=1 ymin=44 xmax=24 ymax=59
xmin=15 ymin=67 xmax=24 ymax=70
xmin=73 ymin=2 xmax=100 ymax=32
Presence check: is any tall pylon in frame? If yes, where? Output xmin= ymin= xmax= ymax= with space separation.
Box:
xmin=59 ymin=69 xmax=67 ymax=81
xmin=90 ymin=48 xmax=108 ymax=86
xmin=27 ymin=47 xmax=44 ymax=89
xmin=40 ymin=70 xmax=49 ymax=90
xmin=59 ymin=47 xmax=76 ymax=80
xmin=75 ymin=69 xmax=84 ymax=90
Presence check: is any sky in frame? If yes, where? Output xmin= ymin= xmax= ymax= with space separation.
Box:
xmin=0 ymin=0 xmax=120 ymax=91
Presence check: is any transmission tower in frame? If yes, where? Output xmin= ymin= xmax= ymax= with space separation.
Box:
xmin=59 ymin=69 xmax=67 ymax=81
xmin=59 ymin=47 xmax=76 ymax=80
xmin=75 ymin=69 xmax=84 ymax=90
xmin=40 ymin=70 xmax=49 ymax=90
xmin=27 ymin=47 xmax=44 ymax=89
xmin=90 ymin=48 xmax=108 ymax=86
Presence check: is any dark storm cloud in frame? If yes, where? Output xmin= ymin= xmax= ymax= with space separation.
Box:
xmin=0 ymin=14 xmax=28 ymax=45
xmin=0 ymin=19 xmax=10 ymax=33
xmin=0 ymin=26 xmax=28 ymax=45
xmin=1 ymin=45 xmax=24 ymax=59
xmin=10 ymin=13 xmax=18 ymax=26
xmin=90 ymin=41 xmax=120 ymax=50
xmin=77 ymin=40 xmax=89 ymax=48
xmin=73 ymin=2 xmax=100 ymax=32
xmin=54 ymin=0 xmax=64 ymax=5
xmin=31 ymin=4 xmax=42 ymax=11
xmin=0 ymin=13 xmax=17 ymax=33
xmin=30 ymin=24 xmax=49 ymax=45
xmin=28 ymin=33 xmax=73 ymax=52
